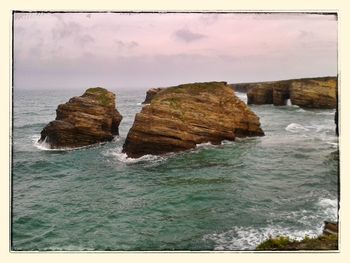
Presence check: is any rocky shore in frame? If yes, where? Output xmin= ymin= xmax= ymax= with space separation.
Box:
xmin=123 ymin=81 xmax=264 ymax=158
xmin=256 ymin=221 xmax=338 ymax=250
xmin=38 ymin=87 xmax=122 ymax=148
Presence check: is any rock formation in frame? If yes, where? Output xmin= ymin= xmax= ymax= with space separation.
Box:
xmin=242 ymin=76 xmax=337 ymax=109
xmin=229 ymin=83 xmax=253 ymax=93
xmin=247 ymin=84 xmax=274 ymax=105
xmin=39 ymin=87 xmax=122 ymax=149
xmin=142 ymin=87 xmax=163 ymax=104
xmin=290 ymin=78 xmax=337 ymax=108
xmin=123 ymin=82 xmax=264 ymax=158
xmin=323 ymin=221 xmax=338 ymax=235
xmin=256 ymin=221 xmax=338 ymax=250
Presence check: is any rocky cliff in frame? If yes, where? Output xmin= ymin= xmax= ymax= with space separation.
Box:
xmin=39 ymin=87 xmax=122 ymax=149
xmin=123 ymin=82 xmax=264 ymax=158
xmin=242 ymin=76 xmax=337 ymax=108
xmin=142 ymin=87 xmax=163 ymax=104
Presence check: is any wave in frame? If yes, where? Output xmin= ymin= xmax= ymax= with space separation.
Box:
xmin=15 ymin=123 xmax=47 ymax=129
xmin=286 ymin=123 xmax=334 ymax=134
xmin=316 ymin=111 xmax=335 ymax=116
xmin=32 ymin=135 xmax=113 ymax=152
xmin=317 ymin=198 xmax=338 ymax=222
xmin=103 ymin=147 xmax=165 ymax=164
xmin=195 ymin=142 xmax=216 ymax=149
xmin=285 ymin=123 xmax=310 ymax=133
xmin=204 ymin=197 xmax=338 ymax=250
xmin=203 ymin=225 xmax=319 ymax=250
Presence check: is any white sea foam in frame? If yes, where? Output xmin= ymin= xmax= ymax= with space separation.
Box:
xmin=235 ymin=92 xmax=247 ymax=103
xmin=32 ymin=134 xmax=109 ymax=151
xmin=316 ymin=111 xmax=335 ymax=116
xmin=196 ymin=142 xmax=215 ymax=148
xmin=318 ymin=198 xmax=338 ymax=222
xmin=103 ymin=147 xmax=165 ymax=164
xmin=285 ymin=123 xmax=309 ymax=133
xmin=203 ymin=225 xmax=319 ymax=250
xmin=326 ymin=142 xmax=338 ymax=148
xmin=204 ymin=197 xmax=338 ymax=250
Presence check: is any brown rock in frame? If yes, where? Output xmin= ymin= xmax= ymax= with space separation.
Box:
xmin=243 ymin=76 xmax=337 ymax=108
xmin=290 ymin=78 xmax=337 ymax=108
xmin=123 ymin=82 xmax=264 ymax=158
xmin=247 ymin=84 xmax=274 ymax=104
xmin=229 ymin=83 xmax=254 ymax=93
xmin=272 ymin=83 xmax=290 ymax=106
xmin=323 ymin=221 xmax=338 ymax=235
xmin=39 ymin=87 xmax=122 ymax=148
xmin=142 ymin=87 xmax=163 ymax=104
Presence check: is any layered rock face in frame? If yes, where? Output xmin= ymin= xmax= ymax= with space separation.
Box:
xmin=142 ymin=87 xmax=163 ymax=104
xmin=123 ymin=82 xmax=264 ymax=158
xmin=244 ymin=77 xmax=337 ymax=109
xmin=290 ymin=78 xmax=337 ymax=108
xmin=247 ymin=84 xmax=274 ymax=105
xmin=39 ymin=87 xmax=122 ymax=148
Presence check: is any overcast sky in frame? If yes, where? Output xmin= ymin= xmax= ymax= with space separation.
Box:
xmin=13 ymin=12 xmax=337 ymax=90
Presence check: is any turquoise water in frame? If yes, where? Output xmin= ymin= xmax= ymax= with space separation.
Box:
xmin=12 ymin=88 xmax=339 ymax=251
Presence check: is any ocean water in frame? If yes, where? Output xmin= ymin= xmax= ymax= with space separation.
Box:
xmin=12 ymin=88 xmax=339 ymax=251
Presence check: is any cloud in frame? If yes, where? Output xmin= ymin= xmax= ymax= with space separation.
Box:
xmin=174 ymin=28 xmax=207 ymax=42
xmin=114 ymin=40 xmax=139 ymax=51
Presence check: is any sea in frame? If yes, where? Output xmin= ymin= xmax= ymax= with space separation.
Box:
xmin=12 ymin=88 xmax=339 ymax=251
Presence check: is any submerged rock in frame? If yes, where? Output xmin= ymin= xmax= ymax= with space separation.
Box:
xmin=237 ymin=76 xmax=337 ymax=109
xmin=123 ymin=81 xmax=264 ymax=158
xmin=39 ymin=87 xmax=122 ymax=149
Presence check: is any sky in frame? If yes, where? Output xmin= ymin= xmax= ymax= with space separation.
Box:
xmin=13 ymin=12 xmax=337 ymax=90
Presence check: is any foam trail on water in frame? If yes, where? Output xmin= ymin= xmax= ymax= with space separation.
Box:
xmin=286 ymin=123 xmax=309 ymax=133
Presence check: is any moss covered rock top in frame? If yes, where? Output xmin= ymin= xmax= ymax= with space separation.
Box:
xmin=256 ymin=234 xmax=338 ymax=251
xmin=39 ymin=87 xmax=122 ymax=149
xmin=82 ymin=87 xmax=115 ymax=106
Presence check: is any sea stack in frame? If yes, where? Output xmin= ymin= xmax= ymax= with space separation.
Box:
xmin=123 ymin=81 xmax=264 ymax=158
xmin=39 ymin=87 xmax=122 ymax=149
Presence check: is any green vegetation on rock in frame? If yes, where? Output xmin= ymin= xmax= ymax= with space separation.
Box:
xmin=256 ymin=234 xmax=338 ymax=251
xmin=156 ymin=82 xmax=228 ymax=97
xmin=84 ymin=87 xmax=114 ymax=106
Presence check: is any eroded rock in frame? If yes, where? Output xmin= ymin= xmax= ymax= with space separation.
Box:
xmin=243 ymin=76 xmax=337 ymax=108
xmin=142 ymin=87 xmax=163 ymax=104
xmin=39 ymin=87 xmax=122 ymax=148
xmin=123 ymin=82 xmax=264 ymax=158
